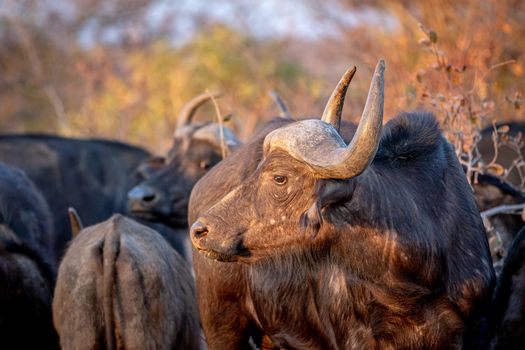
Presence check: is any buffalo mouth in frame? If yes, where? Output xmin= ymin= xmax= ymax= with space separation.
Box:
xmin=195 ymin=247 xmax=239 ymax=262
xmin=130 ymin=209 xmax=159 ymax=220
xmin=193 ymin=242 xmax=252 ymax=263
xmin=130 ymin=209 xmax=187 ymax=226
xmin=129 ymin=209 xmax=167 ymax=222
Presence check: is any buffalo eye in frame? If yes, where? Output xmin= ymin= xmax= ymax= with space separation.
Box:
xmin=199 ymin=160 xmax=210 ymax=170
xmin=273 ymin=175 xmax=287 ymax=185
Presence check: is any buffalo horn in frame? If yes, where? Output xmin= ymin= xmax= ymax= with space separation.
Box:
xmin=176 ymin=91 xmax=223 ymax=130
xmin=317 ymin=59 xmax=384 ymax=178
xmin=269 ymin=91 xmax=292 ymax=119
xmin=266 ymin=60 xmax=384 ymax=179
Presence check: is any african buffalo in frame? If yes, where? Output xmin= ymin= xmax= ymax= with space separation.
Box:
xmin=189 ymin=61 xmax=495 ymax=349
xmin=0 ymin=135 xmax=150 ymax=260
xmin=0 ymin=162 xmax=58 ymax=349
xmin=128 ymin=92 xmax=241 ymax=227
xmin=53 ymin=214 xmax=200 ymax=350
xmin=485 ymin=225 xmax=525 ymax=349
xmin=0 ymin=161 xmax=56 ymax=266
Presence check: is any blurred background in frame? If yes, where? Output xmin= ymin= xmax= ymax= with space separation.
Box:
xmin=0 ymin=0 xmax=523 ymax=153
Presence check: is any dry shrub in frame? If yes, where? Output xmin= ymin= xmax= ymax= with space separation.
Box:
xmin=413 ymin=23 xmax=524 ymax=188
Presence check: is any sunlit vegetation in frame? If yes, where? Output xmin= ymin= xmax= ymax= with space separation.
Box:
xmin=1 ymin=0 xmax=523 ymax=161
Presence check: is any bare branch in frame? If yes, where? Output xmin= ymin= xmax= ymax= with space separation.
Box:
xmin=208 ymin=89 xmax=227 ymax=160
xmin=480 ymin=203 xmax=525 ymax=219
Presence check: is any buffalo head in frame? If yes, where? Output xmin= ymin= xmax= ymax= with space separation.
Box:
xmin=191 ymin=61 xmax=384 ymax=261
xmin=128 ymin=92 xmax=240 ymax=226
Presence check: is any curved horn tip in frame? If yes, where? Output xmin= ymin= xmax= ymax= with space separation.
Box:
xmin=320 ymin=65 xmax=357 ymax=131
xmin=375 ymin=59 xmax=386 ymax=75
xmin=176 ymin=91 xmax=224 ymax=130
xmin=335 ymin=66 xmax=357 ymax=90
xmin=346 ymin=66 xmax=357 ymax=81
xmin=371 ymin=59 xmax=385 ymax=103
xmin=206 ymin=91 xmax=223 ymax=98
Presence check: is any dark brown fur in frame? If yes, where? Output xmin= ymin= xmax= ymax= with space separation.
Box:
xmin=0 ymin=161 xmax=56 ymax=265
xmin=189 ymin=114 xmax=495 ymax=349
xmin=486 ymin=225 xmax=525 ymax=349
xmin=53 ymin=214 xmax=200 ymax=350
xmin=0 ymin=236 xmax=59 ymax=349
xmin=189 ymin=118 xmax=295 ymax=349
xmin=0 ymin=161 xmax=58 ymax=349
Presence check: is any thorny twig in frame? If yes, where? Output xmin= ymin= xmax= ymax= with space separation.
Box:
xmin=208 ymin=89 xmax=227 ymax=159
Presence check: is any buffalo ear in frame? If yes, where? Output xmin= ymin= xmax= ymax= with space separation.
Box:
xmin=316 ymin=179 xmax=355 ymax=207
xmin=68 ymin=207 xmax=84 ymax=238
xmin=301 ymin=201 xmax=323 ymax=239
xmin=134 ymin=156 xmax=165 ymax=180
xmin=300 ymin=180 xmax=355 ymax=239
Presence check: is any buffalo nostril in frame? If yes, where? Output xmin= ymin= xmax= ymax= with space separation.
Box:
xmin=142 ymin=194 xmax=156 ymax=203
xmin=128 ymin=185 xmax=158 ymax=205
xmin=191 ymin=221 xmax=209 ymax=239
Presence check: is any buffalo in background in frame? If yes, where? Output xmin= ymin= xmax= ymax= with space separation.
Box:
xmin=486 ymin=225 xmax=525 ymax=349
xmin=0 ymin=93 xmax=228 ymax=261
xmin=53 ymin=214 xmax=200 ymax=350
xmin=0 ymin=161 xmax=58 ymax=349
xmin=0 ymin=135 xmax=150 ymax=260
xmin=128 ymin=92 xmax=241 ymax=229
